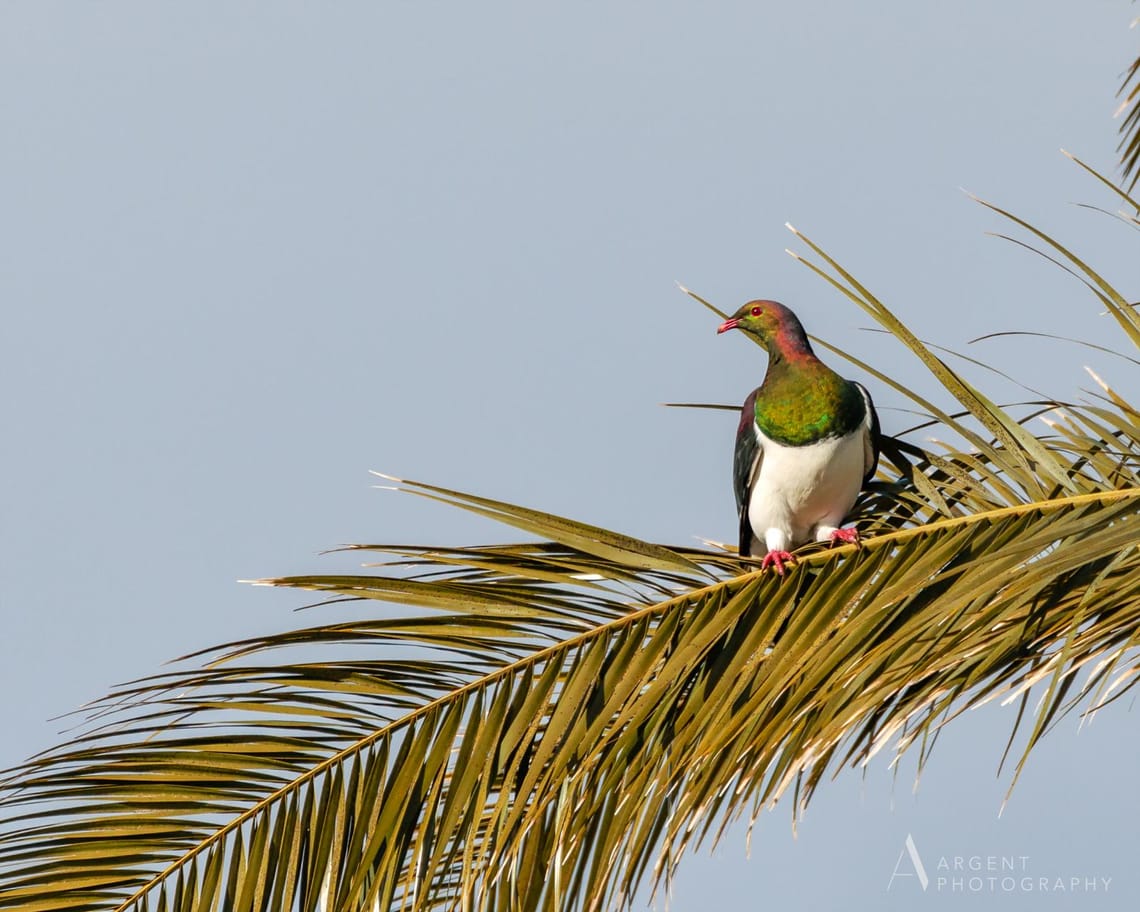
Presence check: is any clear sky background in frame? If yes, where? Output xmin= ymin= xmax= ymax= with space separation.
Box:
xmin=1 ymin=2 xmax=1138 ymax=908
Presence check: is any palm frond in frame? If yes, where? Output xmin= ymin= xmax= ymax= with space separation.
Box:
xmin=1 ymin=177 xmax=1139 ymax=911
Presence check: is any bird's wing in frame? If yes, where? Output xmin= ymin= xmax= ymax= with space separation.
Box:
xmin=854 ymin=382 xmax=880 ymax=483
xmin=733 ymin=388 xmax=763 ymax=557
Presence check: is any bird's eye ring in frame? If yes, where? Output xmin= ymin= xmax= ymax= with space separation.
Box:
xmin=750 ymin=306 xmax=763 ymax=317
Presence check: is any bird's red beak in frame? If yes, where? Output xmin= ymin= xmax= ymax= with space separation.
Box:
xmin=716 ymin=317 xmax=739 ymax=334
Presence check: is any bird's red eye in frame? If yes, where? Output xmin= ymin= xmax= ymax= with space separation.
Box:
xmin=750 ymin=306 xmax=763 ymax=316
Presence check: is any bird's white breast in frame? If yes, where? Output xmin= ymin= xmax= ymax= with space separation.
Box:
xmin=747 ymin=424 xmax=866 ymax=553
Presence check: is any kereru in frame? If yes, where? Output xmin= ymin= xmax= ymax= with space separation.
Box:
xmin=717 ymin=300 xmax=879 ymax=574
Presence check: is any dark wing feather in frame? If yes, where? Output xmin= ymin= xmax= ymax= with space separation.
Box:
xmin=733 ymin=388 xmax=763 ymax=557
xmin=853 ymin=382 xmax=880 ymax=483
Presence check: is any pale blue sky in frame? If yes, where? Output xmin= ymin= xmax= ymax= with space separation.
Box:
xmin=1 ymin=2 xmax=1137 ymax=908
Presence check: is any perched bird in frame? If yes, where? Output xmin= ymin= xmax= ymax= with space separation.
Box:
xmin=717 ymin=300 xmax=879 ymax=574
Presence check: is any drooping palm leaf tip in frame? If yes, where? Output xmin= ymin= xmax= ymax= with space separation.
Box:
xmin=1 ymin=169 xmax=1139 ymax=912
xmin=1118 ymin=41 xmax=1140 ymax=190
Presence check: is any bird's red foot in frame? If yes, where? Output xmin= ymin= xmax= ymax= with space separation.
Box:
xmin=761 ymin=549 xmax=795 ymax=576
xmin=828 ymin=527 xmax=861 ymax=547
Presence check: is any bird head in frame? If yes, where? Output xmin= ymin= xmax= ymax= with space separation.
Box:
xmin=717 ymin=299 xmax=814 ymax=360
xmin=716 ymin=300 xmax=796 ymax=340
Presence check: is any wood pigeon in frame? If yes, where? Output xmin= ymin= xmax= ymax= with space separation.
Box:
xmin=718 ymin=299 xmax=879 ymax=574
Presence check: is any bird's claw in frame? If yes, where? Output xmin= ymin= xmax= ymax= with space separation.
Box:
xmin=761 ymin=549 xmax=795 ymax=576
xmin=829 ymin=527 xmax=861 ymax=548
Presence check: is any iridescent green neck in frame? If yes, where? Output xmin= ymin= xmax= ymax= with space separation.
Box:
xmin=753 ymin=358 xmax=865 ymax=446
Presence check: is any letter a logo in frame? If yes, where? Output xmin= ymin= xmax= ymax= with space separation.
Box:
xmin=887 ymin=834 xmax=929 ymax=892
